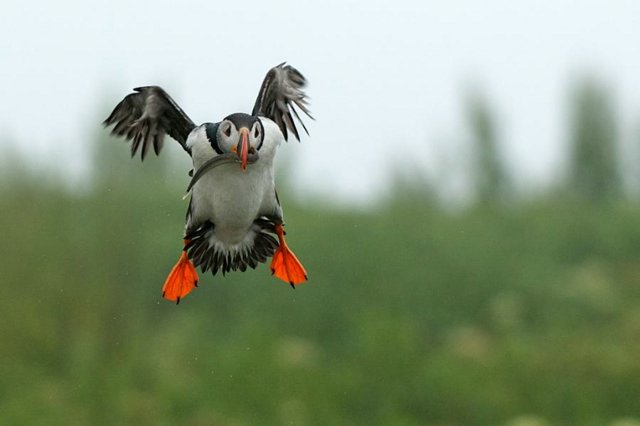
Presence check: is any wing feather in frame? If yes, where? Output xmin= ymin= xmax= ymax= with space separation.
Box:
xmin=103 ymin=86 xmax=196 ymax=159
xmin=251 ymin=63 xmax=313 ymax=142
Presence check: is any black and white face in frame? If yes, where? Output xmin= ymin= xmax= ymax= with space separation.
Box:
xmin=216 ymin=113 xmax=264 ymax=170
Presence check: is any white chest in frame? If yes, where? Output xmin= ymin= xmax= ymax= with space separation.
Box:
xmin=190 ymin=160 xmax=273 ymax=243
xmin=185 ymin=119 xmax=282 ymax=244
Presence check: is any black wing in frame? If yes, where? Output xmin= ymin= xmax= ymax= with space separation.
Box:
xmin=252 ymin=63 xmax=313 ymax=142
xmin=103 ymin=86 xmax=196 ymax=160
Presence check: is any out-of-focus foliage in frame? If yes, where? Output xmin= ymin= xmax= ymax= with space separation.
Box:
xmin=566 ymin=77 xmax=622 ymax=202
xmin=1 ymin=82 xmax=640 ymax=425
xmin=467 ymin=89 xmax=510 ymax=205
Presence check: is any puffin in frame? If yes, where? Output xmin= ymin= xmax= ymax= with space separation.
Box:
xmin=103 ymin=63 xmax=312 ymax=304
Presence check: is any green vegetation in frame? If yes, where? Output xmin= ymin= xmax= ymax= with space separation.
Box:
xmin=1 ymin=80 xmax=640 ymax=425
xmin=566 ymin=77 xmax=622 ymax=202
xmin=466 ymin=89 xmax=510 ymax=205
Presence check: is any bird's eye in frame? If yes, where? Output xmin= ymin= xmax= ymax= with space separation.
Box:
xmin=254 ymin=127 xmax=260 ymax=138
xmin=224 ymin=124 xmax=231 ymax=137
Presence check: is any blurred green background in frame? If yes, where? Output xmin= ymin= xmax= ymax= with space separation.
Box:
xmin=2 ymin=77 xmax=640 ymax=426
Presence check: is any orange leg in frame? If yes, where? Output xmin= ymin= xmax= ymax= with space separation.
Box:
xmin=270 ymin=224 xmax=308 ymax=288
xmin=161 ymin=240 xmax=199 ymax=304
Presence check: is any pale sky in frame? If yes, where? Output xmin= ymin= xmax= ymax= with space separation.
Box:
xmin=2 ymin=0 xmax=640 ymax=204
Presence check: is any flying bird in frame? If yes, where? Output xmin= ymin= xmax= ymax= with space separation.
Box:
xmin=103 ymin=63 xmax=312 ymax=303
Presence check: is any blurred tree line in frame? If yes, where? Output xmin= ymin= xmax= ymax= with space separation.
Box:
xmin=465 ymin=76 xmax=626 ymax=206
xmin=1 ymin=76 xmax=640 ymax=426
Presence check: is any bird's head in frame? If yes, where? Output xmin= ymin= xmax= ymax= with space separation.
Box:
xmin=216 ymin=113 xmax=263 ymax=170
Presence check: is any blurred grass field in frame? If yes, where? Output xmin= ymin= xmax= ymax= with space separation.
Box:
xmin=2 ymin=154 xmax=640 ymax=425
xmin=2 ymin=80 xmax=640 ymax=425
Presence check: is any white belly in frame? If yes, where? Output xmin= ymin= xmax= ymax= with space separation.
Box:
xmin=189 ymin=161 xmax=271 ymax=245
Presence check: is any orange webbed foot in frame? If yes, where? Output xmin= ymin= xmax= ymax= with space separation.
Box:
xmin=162 ymin=248 xmax=199 ymax=304
xmin=270 ymin=224 xmax=308 ymax=288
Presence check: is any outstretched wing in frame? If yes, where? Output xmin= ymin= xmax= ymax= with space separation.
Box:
xmin=252 ymin=63 xmax=313 ymax=142
xmin=103 ymin=86 xmax=196 ymax=160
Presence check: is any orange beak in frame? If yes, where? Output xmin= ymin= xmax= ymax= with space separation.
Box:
xmin=237 ymin=128 xmax=249 ymax=171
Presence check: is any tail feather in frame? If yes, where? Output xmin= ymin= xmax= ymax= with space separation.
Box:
xmin=185 ymin=220 xmax=279 ymax=276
